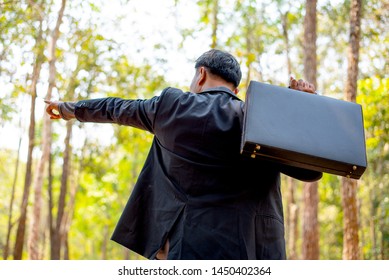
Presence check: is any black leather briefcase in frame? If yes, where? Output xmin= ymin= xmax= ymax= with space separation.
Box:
xmin=240 ymin=81 xmax=367 ymax=179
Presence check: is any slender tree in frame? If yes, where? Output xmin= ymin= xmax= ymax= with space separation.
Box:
xmin=3 ymin=114 xmax=23 ymax=260
xmin=48 ymin=151 xmax=55 ymax=258
xmin=235 ymin=0 xmax=265 ymax=89
xmin=196 ymin=0 xmax=220 ymax=49
xmin=52 ymin=117 xmax=72 ymax=259
xmin=342 ymin=0 xmax=362 ymax=260
xmin=281 ymin=12 xmax=292 ymax=77
xmin=58 ymin=120 xmax=74 ymax=260
xmin=286 ymin=177 xmax=299 ymax=259
xmin=13 ymin=3 xmax=45 ymax=260
xmin=277 ymin=0 xmax=293 ymax=77
xmin=276 ymin=1 xmax=299 ymax=259
xmin=302 ymin=0 xmax=319 ymax=260
xmin=49 ymin=22 xmax=104 ymax=259
xmin=211 ymin=0 xmax=219 ymax=48
xmin=28 ymin=0 xmax=67 ymax=260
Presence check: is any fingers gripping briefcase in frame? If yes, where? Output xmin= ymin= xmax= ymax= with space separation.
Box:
xmin=240 ymin=81 xmax=367 ymax=179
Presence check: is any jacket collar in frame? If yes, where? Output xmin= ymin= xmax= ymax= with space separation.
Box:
xmin=199 ymin=86 xmax=242 ymax=101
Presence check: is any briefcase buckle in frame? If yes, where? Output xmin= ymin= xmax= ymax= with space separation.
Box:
xmin=346 ymin=166 xmax=358 ymax=178
xmin=250 ymin=144 xmax=261 ymax=158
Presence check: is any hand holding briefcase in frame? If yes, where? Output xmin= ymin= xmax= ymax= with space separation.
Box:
xmin=240 ymin=81 xmax=367 ymax=179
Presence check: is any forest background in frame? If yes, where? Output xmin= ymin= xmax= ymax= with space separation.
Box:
xmin=0 ymin=0 xmax=387 ymax=260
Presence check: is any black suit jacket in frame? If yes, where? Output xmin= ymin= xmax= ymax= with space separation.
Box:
xmin=74 ymin=86 xmax=321 ymax=259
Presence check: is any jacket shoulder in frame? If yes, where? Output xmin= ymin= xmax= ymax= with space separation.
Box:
xmin=160 ymin=87 xmax=187 ymax=99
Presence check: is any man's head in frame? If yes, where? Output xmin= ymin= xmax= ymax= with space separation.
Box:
xmin=190 ymin=49 xmax=242 ymax=94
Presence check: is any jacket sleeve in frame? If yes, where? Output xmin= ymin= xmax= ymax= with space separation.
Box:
xmin=58 ymin=102 xmax=76 ymax=120
xmin=279 ymin=164 xmax=323 ymax=182
xmin=74 ymin=93 xmax=165 ymax=133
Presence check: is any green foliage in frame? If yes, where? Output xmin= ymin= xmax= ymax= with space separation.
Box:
xmin=357 ymin=76 xmax=389 ymax=259
xmin=358 ymin=77 xmax=389 ymax=154
xmin=0 ymin=148 xmax=24 ymax=258
xmin=360 ymin=0 xmax=389 ymax=77
xmin=0 ymin=0 xmax=388 ymax=260
xmin=0 ymin=99 xmax=15 ymax=125
xmin=70 ymin=142 xmax=121 ymax=259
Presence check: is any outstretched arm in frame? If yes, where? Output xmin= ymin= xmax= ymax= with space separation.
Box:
xmin=44 ymin=96 xmax=163 ymax=133
xmin=282 ymin=76 xmax=322 ymax=181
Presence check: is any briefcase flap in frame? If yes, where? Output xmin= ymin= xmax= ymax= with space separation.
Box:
xmin=240 ymin=81 xmax=367 ymax=179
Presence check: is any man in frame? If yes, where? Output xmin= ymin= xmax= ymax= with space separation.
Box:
xmin=46 ymin=49 xmax=321 ymax=260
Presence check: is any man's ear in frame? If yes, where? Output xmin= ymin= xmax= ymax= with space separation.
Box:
xmin=198 ymin=67 xmax=207 ymax=86
xmin=233 ymin=88 xmax=239 ymax=95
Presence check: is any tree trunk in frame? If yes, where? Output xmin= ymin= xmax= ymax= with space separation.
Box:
xmin=379 ymin=209 xmax=385 ymax=260
xmin=344 ymin=0 xmax=362 ymax=104
xmin=302 ymin=0 xmax=319 ymax=260
xmin=28 ymin=0 xmax=67 ymax=260
xmin=342 ymin=178 xmax=360 ymax=259
xmin=57 ymin=128 xmax=84 ymax=260
xmin=210 ymin=0 xmax=219 ymax=49
xmin=40 ymin=219 xmax=47 ymax=260
xmin=102 ymin=225 xmax=109 ymax=260
xmin=245 ymin=29 xmax=252 ymax=90
xmin=303 ymin=0 xmax=317 ymax=85
xmin=52 ymin=116 xmax=72 ymax=259
xmin=28 ymin=100 xmax=52 ymax=260
xmin=302 ymin=182 xmax=319 ymax=259
xmin=63 ymin=167 xmax=77 ymax=260
xmin=13 ymin=16 xmax=44 ymax=260
xmin=342 ymin=0 xmax=362 ymax=260
xmin=124 ymin=248 xmax=130 ymax=260
xmin=48 ymin=152 xmax=55 ymax=259
xmin=368 ymin=183 xmax=377 ymax=259
xmin=286 ymin=177 xmax=299 ymax=259
xmin=3 ymin=123 xmax=23 ymax=260
xmin=358 ymin=197 xmax=365 ymax=259
xmin=62 ymin=125 xmax=78 ymax=260
xmin=63 ymin=234 xmax=70 ymax=260
xmin=280 ymin=10 xmax=292 ymax=77
xmin=280 ymin=4 xmax=297 ymax=259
